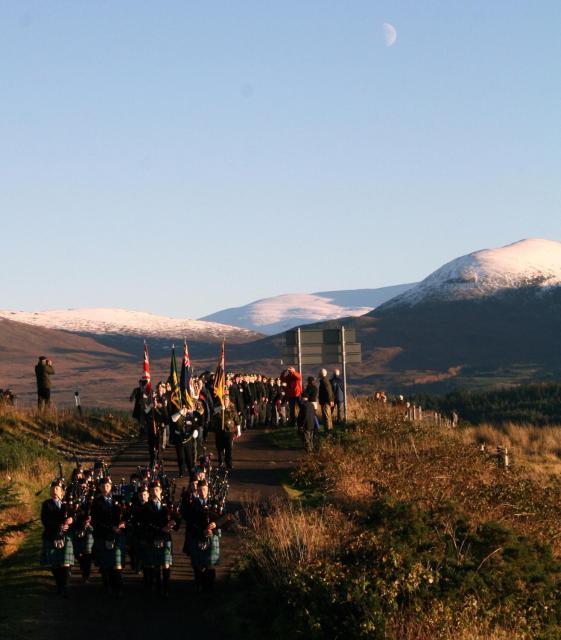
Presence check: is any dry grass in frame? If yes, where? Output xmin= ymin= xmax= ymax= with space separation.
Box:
xmin=241 ymin=497 xmax=351 ymax=588
xmin=460 ymin=421 xmax=561 ymax=478
xmin=296 ymin=398 xmax=561 ymax=556
xmin=232 ymin=397 xmax=561 ymax=639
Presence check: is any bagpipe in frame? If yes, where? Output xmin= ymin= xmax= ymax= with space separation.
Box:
xmin=208 ymin=466 xmax=230 ymax=518
xmin=163 ymin=479 xmax=181 ymax=530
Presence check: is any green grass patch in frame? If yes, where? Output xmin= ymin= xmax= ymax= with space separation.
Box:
xmin=263 ymin=425 xmax=302 ymax=449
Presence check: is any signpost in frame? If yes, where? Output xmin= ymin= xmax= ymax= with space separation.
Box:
xmin=282 ymin=326 xmax=362 ymax=423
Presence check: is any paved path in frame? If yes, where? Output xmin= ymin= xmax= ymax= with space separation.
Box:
xmin=34 ymin=428 xmax=301 ymax=640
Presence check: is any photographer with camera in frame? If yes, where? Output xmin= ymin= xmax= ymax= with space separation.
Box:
xmin=280 ymin=366 xmax=302 ymax=426
xmin=35 ymin=356 xmax=55 ymax=411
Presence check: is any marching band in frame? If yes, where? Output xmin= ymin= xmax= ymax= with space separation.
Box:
xmin=40 ymin=455 xmax=229 ymax=598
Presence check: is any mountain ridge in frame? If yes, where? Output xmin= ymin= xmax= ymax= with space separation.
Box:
xmin=200 ymin=284 xmax=416 ymax=334
xmin=382 ymin=238 xmax=561 ymax=309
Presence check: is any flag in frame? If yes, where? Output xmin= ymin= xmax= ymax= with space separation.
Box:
xmin=180 ymin=340 xmax=194 ymax=409
xmin=168 ymin=345 xmax=182 ymax=412
xmin=142 ymin=342 xmax=152 ymax=395
xmin=213 ymin=339 xmax=225 ymax=404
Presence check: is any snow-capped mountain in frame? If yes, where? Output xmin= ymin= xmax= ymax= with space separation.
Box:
xmin=381 ymin=239 xmax=561 ymax=309
xmin=200 ymin=284 xmax=415 ymax=334
xmin=0 ymin=308 xmax=261 ymax=343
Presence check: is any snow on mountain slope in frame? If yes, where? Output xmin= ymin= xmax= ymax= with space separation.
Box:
xmin=381 ymin=238 xmax=561 ymax=309
xmin=200 ymin=284 xmax=415 ymax=334
xmin=0 ymin=308 xmax=261 ymax=342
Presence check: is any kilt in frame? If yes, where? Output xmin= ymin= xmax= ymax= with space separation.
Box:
xmin=40 ymin=536 xmax=74 ymax=567
xmin=93 ymin=534 xmax=126 ymax=570
xmin=144 ymin=537 xmax=172 ymax=567
xmin=74 ymin=530 xmax=94 ymax=557
xmin=132 ymin=538 xmax=151 ymax=570
xmin=189 ymin=531 xmax=220 ymax=568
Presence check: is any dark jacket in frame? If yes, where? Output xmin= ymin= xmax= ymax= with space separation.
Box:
xmin=303 ymin=382 xmax=318 ymax=403
xmin=142 ymin=500 xmax=176 ymax=541
xmin=318 ymin=377 xmax=334 ymax=404
xmin=297 ymin=401 xmax=317 ymax=432
xmin=41 ymin=498 xmax=66 ymax=540
xmin=35 ymin=361 xmax=55 ymax=390
xmin=91 ymin=494 xmax=123 ymax=540
xmin=229 ymin=383 xmax=245 ymax=413
xmin=330 ymin=375 xmax=345 ymax=403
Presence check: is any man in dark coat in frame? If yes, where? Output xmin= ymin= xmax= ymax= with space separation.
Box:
xmin=318 ymin=368 xmax=334 ymax=432
xmin=229 ymin=374 xmax=246 ymax=430
xmin=35 ymin=356 xmax=55 ymax=410
xmin=330 ymin=369 xmax=345 ymax=424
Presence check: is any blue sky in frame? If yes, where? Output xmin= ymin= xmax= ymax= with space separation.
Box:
xmin=1 ymin=1 xmax=560 ymax=318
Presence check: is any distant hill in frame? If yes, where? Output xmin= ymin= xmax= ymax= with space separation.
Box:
xmin=6 ymin=239 xmax=561 ymax=404
xmin=225 ymin=239 xmax=561 ymax=394
xmin=199 ymin=284 xmax=415 ymax=334
xmin=314 ymin=239 xmax=561 ymax=392
xmin=0 ymin=307 xmax=261 ymax=343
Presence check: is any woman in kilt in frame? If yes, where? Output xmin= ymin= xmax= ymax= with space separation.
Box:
xmin=142 ymin=479 xmax=178 ymax=597
xmin=188 ymin=479 xmax=221 ymax=592
xmin=40 ymin=479 xmax=74 ymax=597
xmin=91 ymin=476 xmax=127 ymax=596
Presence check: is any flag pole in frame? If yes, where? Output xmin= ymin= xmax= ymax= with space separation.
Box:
xmin=221 ymin=338 xmax=226 ymax=431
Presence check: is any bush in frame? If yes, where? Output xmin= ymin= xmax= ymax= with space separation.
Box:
xmin=231 ymin=399 xmax=561 ymax=639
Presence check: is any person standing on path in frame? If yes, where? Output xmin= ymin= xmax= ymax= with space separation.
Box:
xmin=214 ymin=394 xmax=240 ymax=470
xmin=318 ymin=368 xmax=334 ymax=432
xmin=188 ymin=479 xmax=221 ymax=593
xmin=330 ymin=369 xmax=345 ymax=424
xmin=35 ymin=356 xmax=55 ymax=411
xmin=297 ymin=398 xmax=317 ymax=453
xmin=281 ymin=367 xmax=302 ymax=426
xmin=303 ymin=376 xmax=319 ymax=411
xmin=40 ymin=479 xmax=74 ymax=597
xmin=91 ymin=476 xmax=126 ymax=597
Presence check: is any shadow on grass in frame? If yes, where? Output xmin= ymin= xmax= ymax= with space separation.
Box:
xmin=0 ymin=524 xmax=51 ymax=640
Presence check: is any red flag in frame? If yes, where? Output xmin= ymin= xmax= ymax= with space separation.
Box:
xmin=142 ymin=342 xmax=152 ymax=395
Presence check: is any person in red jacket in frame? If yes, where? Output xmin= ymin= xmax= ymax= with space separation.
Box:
xmin=280 ymin=367 xmax=302 ymax=426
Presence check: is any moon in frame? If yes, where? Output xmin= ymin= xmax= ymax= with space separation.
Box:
xmin=383 ymin=22 xmax=397 ymax=47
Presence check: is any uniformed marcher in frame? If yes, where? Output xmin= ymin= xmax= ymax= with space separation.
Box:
xmin=214 ymin=394 xmax=240 ymax=470
xmin=188 ymin=479 xmax=221 ymax=592
xmin=170 ymin=406 xmax=203 ymax=477
xmin=73 ymin=476 xmax=95 ymax=583
xmin=142 ymin=479 xmax=178 ymax=596
xmin=129 ymin=483 xmax=150 ymax=583
xmin=91 ymin=476 xmax=127 ymax=596
xmin=40 ymin=479 xmax=74 ymax=597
